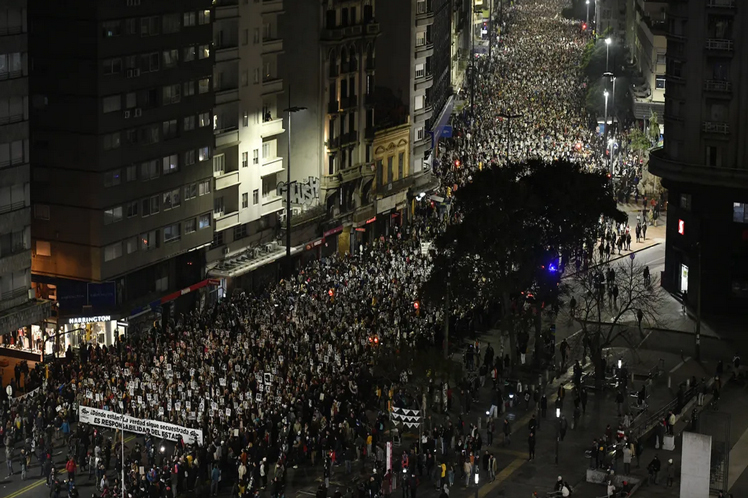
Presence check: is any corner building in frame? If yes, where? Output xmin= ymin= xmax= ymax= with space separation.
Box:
xmin=650 ymin=0 xmax=748 ymax=314
xmin=29 ymin=0 xmax=217 ymax=344
xmin=0 ymin=0 xmax=51 ymax=359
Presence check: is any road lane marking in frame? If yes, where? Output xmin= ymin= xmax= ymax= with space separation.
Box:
xmin=478 ymin=458 xmax=526 ymax=498
xmin=728 ymin=425 xmax=748 ymax=490
xmin=670 ymin=357 xmax=690 ymax=374
xmin=4 ymin=435 xmax=136 ymax=498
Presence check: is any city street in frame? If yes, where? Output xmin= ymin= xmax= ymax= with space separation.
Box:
xmin=2 ymin=1 xmax=746 ymax=498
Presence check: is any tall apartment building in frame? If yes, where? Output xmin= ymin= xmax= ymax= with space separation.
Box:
xmin=650 ymin=0 xmax=748 ymax=314
xmin=204 ymin=0 xmax=286 ymax=282
xmin=630 ymin=0 xmax=667 ymax=124
xmin=377 ymin=0 xmax=454 ymax=175
xmin=29 ymin=0 xmax=217 ymax=345
xmin=0 ymin=1 xmax=50 ymax=356
xmin=278 ymin=0 xmax=383 ymax=255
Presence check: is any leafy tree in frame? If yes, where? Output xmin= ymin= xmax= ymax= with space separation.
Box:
xmin=569 ymin=255 xmax=665 ymax=385
xmin=425 ymin=160 xmax=626 ymax=367
xmin=647 ymin=111 xmax=661 ymax=143
xmin=629 ymin=128 xmax=652 ymax=159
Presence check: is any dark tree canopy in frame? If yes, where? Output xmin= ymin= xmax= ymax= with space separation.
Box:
xmin=425 ymin=160 xmax=626 ymax=307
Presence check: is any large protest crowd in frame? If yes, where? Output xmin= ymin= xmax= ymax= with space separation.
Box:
xmin=0 ymin=1 xmax=661 ymax=498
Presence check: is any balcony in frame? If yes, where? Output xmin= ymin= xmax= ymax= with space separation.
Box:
xmin=321 ymin=27 xmax=344 ymax=42
xmin=326 ymin=136 xmax=341 ymax=150
xmin=216 ymin=87 xmax=239 ymax=104
xmin=415 ymin=104 xmax=434 ymax=121
xmin=648 ymin=147 xmax=748 ymax=189
xmin=704 ymin=79 xmax=732 ymax=93
xmin=262 ymin=38 xmax=284 ymax=55
xmin=0 ymin=26 xmax=23 ymax=36
xmin=261 ymin=118 xmax=285 ymax=138
xmin=0 ymin=70 xmax=23 ymax=81
xmin=345 ymin=25 xmax=363 ymax=37
xmin=705 ymin=38 xmax=734 ymax=53
xmin=215 ymin=129 xmax=239 ymax=148
xmin=215 ymin=211 xmax=240 ymax=232
xmin=0 ymin=113 xmax=24 ymax=125
xmin=415 ymin=73 xmax=434 ymax=91
xmin=340 ymin=95 xmax=358 ymax=110
xmin=0 ymin=200 xmax=26 ymax=215
xmin=702 ymin=121 xmax=730 ymax=134
xmin=261 ymin=156 xmax=284 ymax=176
xmin=340 ymin=131 xmax=358 ymax=146
xmin=261 ymin=0 xmax=284 ymax=15
xmin=215 ymin=4 xmax=239 ymax=19
xmin=262 ymin=77 xmax=283 ymax=95
xmin=327 ymin=100 xmax=340 ymax=114
xmin=365 ymin=22 xmax=380 ymax=36
xmin=261 ymin=195 xmax=283 ymax=216
xmin=0 ymin=249 xmax=30 ymax=277
xmin=215 ymin=46 xmax=239 ymax=62
xmin=415 ymin=42 xmax=435 ymax=59
xmin=416 ymin=10 xmax=435 ymax=27
xmin=706 ymin=0 xmax=736 ymax=8
xmin=215 ymin=171 xmax=240 ymax=190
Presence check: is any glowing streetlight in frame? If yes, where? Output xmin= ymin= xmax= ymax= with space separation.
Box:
xmin=605 ymin=37 xmax=612 ymax=72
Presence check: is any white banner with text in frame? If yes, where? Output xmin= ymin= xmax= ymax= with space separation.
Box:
xmin=78 ymin=405 xmax=203 ymax=445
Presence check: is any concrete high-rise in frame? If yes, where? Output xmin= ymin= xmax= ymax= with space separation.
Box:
xmin=649 ymin=0 xmax=748 ymax=314
xmin=0 ymin=0 xmax=51 ymax=357
xmin=29 ymin=0 xmax=217 ymax=345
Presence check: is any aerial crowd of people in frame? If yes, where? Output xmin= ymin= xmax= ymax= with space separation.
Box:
xmin=0 ymin=1 xmax=673 ymax=498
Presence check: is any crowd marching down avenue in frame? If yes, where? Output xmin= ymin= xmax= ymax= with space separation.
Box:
xmin=1 ymin=1 xmax=660 ymax=498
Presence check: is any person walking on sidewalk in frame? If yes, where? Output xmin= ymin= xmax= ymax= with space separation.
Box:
xmin=528 ymin=432 xmax=536 ymax=461
xmin=623 ymin=444 xmax=632 ymax=475
xmin=642 ymin=223 xmax=647 ymax=240
xmin=503 ymin=419 xmax=511 ymax=445
xmin=667 ymin=458 xmax=676 ymax=487
xmin=648 ymin=455 xmax=661 ymax=485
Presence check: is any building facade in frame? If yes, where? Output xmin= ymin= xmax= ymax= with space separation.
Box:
xmin=649 ymin=0 xmax=747 ymax=314
xmin=377 ymin=0 xmax=454 ymax=176
xmin=0 ymin=0 xmax=50 ymax=357
xmin=29 ymin=0 xmax=217 ymax=343
xmin=631 ymin=0 xmax=667 ymax=124
xmin=278 ymin=0 xmax=381 ymax=255
xmin=204 ymin=0 xmax=286 ymax=280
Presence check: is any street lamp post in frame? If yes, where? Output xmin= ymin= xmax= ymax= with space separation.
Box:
xmin=605 ymin=37 xmax=612 ymax=72
xmin=604 ymin=72 xmax=617 ymax=125
xmin=499 ymin=112 xmax=523 ymax=162
xmin=282 ymin=87 xmax=307 ymax=277
xmin=555 ymin=408 xmax=561 ymax=464
xmin=603 ymin=90 xmax=609 ymax=139
xmin=586 ymin=0 xmax=590 ymax=26
xmin=695 ymin=242 xmax=702 ymax=361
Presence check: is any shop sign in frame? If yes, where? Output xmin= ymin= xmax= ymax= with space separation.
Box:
xmin=355 ymin=228 xmax=366 ymax=232
xmin=68 ymin=315 xmax=112 ymax=325
xmin=366 ymin=217 xmax=377 ymax=224
xmin=305 ymin=239 xmax=324 ymax=251
xmin=678 ymin=219 xmax=685 ymax=235
xmin=323 ymin=225 xmax=344 ymax=237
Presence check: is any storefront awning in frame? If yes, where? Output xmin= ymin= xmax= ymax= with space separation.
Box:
xmin=127 ymin=278 xmax=220 ymax=319
xmin=430 ymin=95 xmax=456 ymax=149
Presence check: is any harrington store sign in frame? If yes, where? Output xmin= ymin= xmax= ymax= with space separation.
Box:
xmin=79 ymin=406 xmax=203 ymax=445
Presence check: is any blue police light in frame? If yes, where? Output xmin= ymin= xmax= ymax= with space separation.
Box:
xmin=548 ymin=263 xmax=558 ymax=273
